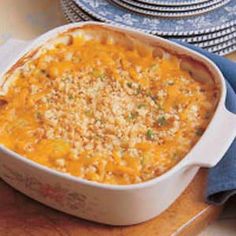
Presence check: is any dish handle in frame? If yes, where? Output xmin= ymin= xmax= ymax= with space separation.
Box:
xmin=183 ymin=107 xmax=236 ymax=168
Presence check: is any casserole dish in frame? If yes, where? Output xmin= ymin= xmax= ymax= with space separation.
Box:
xmin=0 ymin=22 xmax=235 ymax=225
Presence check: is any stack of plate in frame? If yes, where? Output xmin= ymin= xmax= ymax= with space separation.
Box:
xmin=61 ymin=0 xmax=236 ymax=55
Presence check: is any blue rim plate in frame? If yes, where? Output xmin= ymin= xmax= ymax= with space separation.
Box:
xmin=66 ymin=14 xmax=236 ymax=56
xmin=65 ymin=0 xmax=236 ymax=41
xmin=73 ymin=0 xmax=236 ymax=36
xmin=110 ymin=0 xmax=230 ymax=18
xmin=61 ymin=0 xmax=94 ymax=21
xmin=61 ymin=10 xmax=236 ymax=56
xmin=197 ymin=32 xmax=236 ymax=48
xmin=135 ymin=0 xmax=210 ymax=6
xmin=63 ymin=9 xmax=81 ymax=23
xmin=64 ymin=2 xmax=236 ymax=54
xmin=180 ymin=25 xmax=236 ymax=43
xmin=62 ymin=1 xmax=96 ymax=21
xmin=61 ymin=0 xmax=236 ymax=55
xmin=120 ymin=0 xmax=228 ymax=12
xmin=167 ymin=25 xmax=236 ymax=43
xmin=216 ymin=44 xmax=236 ymax=56
xmin=65 ymin=1 xmax=236 ymax=43
xmin=208 ymin=37 xmax=236 ymax=53
xmin=65 ymin=0 xmax=236 ymax=43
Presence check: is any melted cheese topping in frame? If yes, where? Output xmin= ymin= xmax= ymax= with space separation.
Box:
xmin=0 ymin=34 xmax=218 ymax=185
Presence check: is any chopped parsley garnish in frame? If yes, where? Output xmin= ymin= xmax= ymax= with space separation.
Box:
xmin=149 ymin=95 xmax=162 ymax=109
xmin=62 ymin=77 xmax=70 ymax=82
xmin=150 ymin=95 xmax=157 ymax=102
xmin=92 ymin=70 xmax=100 ymax=77
xmin=157 ymin=116 xmax=167 ymax=126
xmin=85 ymin=110 xmax=93 ymax=117
xmin=137 ymin=104 xmax=146 ymax=109
xmin=68 ymin=94 xmax=73 ymax=100
xmin=141 ymin=157 xmax=145 ymax=166
xmin=128 ymin=111 xmax=139 ymax=120
xmin=149 ymin=64 xmax=157 ymax=72
xmin=155 ymin=102 xmax=162 ymax=110
xmin=127 ymin=82 xmax=132 ymax=88
xmin=146 ymin=129 xmax=154 ymax=140
xmin=36 ymin=111 xmax=41 ymax=119
xmin=136 ymin=85 xmax=142 ymax=95
xmin=99 ymin=74 xmax=106 ymax=81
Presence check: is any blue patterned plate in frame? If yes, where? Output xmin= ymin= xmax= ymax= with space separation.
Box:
xmin=208 ymin=37 xmax=236 ymax=53
xmin=110 ymin=0 xmax=230 ymax=18
xmin=61 ymin=12 xmax=236 ymax=56
xmin=166 ymin=24 xmax=236 ymax=43
xmin=63 ymin=9 xmax=82 ymax=23
xmin=178 ymin=25 xmax=236 ymax=43
xmin=197 ymin=32 xmax=236 ymax=48
xmin=136 ymin=0 xmax=212 ymax=6
xmin=64 ymin=2 xmax=236 ymax=50
xmin=62 ymin=0 xmax=236 ymax=55
xmin=73 ymin=0 xmax=236 ymax=36
xmin=120 ymin=0 xmax=227 ymax=11
xmin=61 ymin=0 xmax=94 ymax=21
xmin=216 ymin=44 xmax=236 ymax=56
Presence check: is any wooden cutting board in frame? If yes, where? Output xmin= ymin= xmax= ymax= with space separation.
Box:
xmin=0 ymin=169 xmax=221 ymax=236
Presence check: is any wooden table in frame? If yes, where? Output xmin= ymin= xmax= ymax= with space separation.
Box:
xmin=0 ymin=1 xmax=235 ymax=235
xmin=0 ymin=170 xmax=221 ymax=236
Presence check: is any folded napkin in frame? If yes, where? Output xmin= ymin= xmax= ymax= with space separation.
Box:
xmin=172 ymin=40 xmax=236 ymax=205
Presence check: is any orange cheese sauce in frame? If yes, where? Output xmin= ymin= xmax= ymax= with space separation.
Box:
xmin=0 ymin=34 xmax=218 ymax=185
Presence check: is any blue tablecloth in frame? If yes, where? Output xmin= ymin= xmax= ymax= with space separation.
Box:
xmin=173 ymin=40 xmax=236 ymax=205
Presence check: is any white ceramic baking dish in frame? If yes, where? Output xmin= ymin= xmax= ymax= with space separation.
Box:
xmin=0 ymin=22 xmax=235 ymax=226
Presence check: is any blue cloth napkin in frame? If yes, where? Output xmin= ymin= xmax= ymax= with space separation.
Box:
xmin=172 ymin=40 xmax=236 ymax=205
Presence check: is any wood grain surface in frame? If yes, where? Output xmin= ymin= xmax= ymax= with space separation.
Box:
xmin=0 ymin=170 xmax=221 ymax=236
